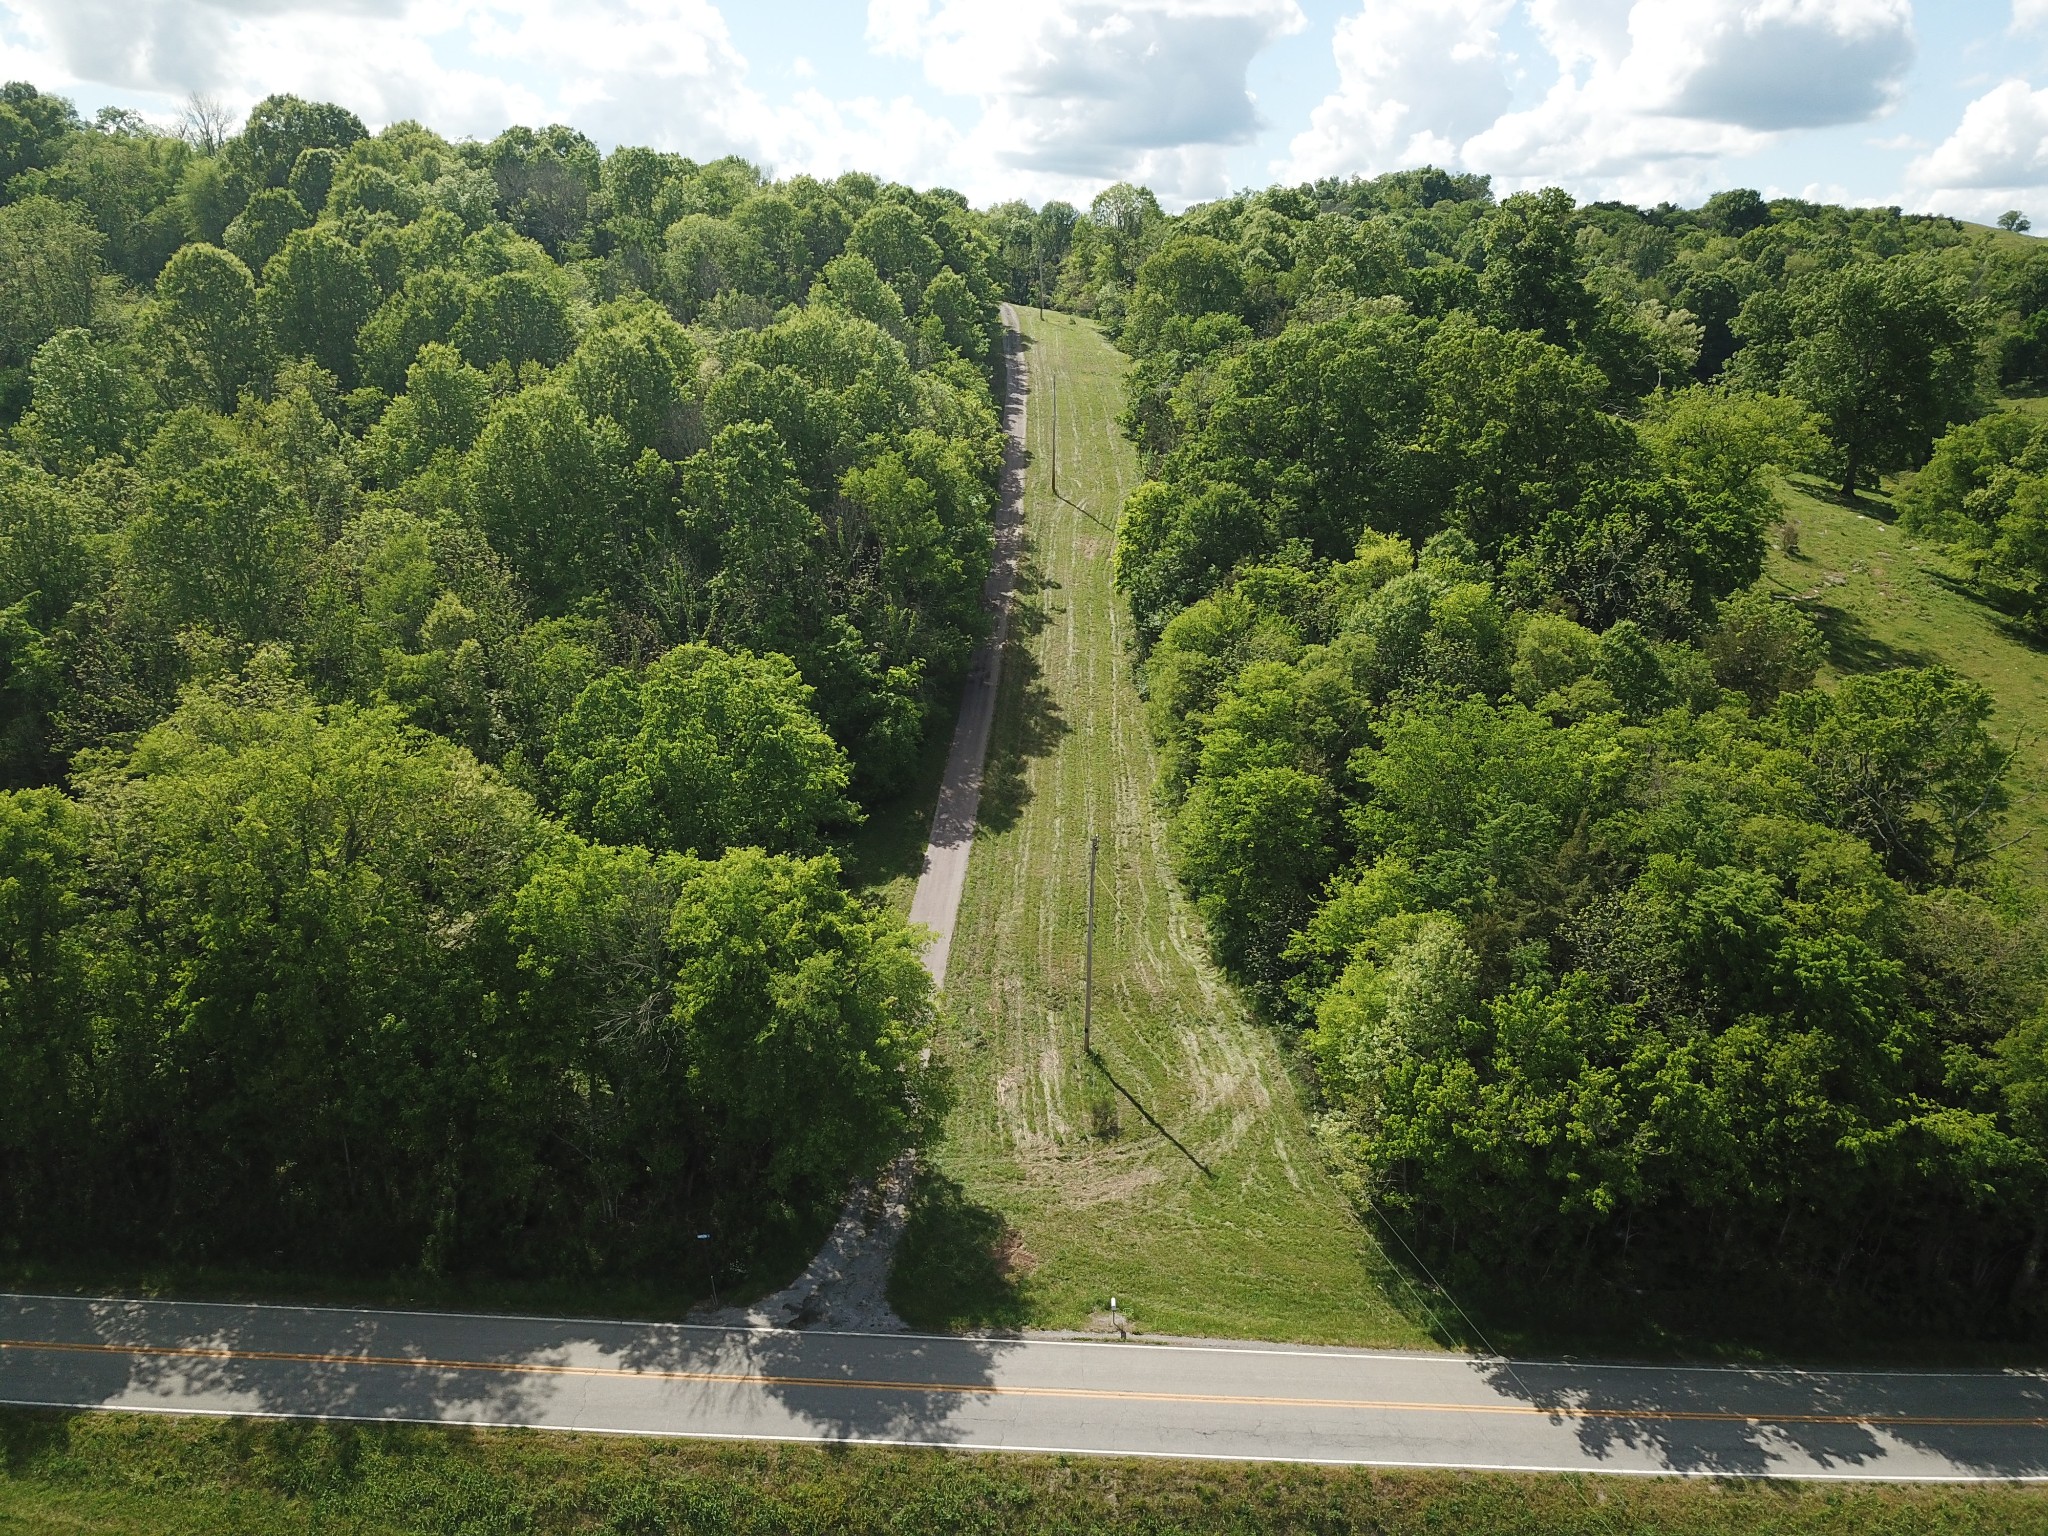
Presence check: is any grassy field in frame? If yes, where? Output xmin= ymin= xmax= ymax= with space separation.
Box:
xmin=1764 ymin=472 xmax=2048 ymax=892
xmin=8 ymin=1411 xmax=2048 ymax=1536
xmin=887 ymin=311 xmax=1431 ymax=1347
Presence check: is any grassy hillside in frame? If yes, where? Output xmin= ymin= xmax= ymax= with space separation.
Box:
xmin=887 ymin=312 xmax=1431 ymax=1347
xmin=1765 ymin=474 xmax=2048 ymax=892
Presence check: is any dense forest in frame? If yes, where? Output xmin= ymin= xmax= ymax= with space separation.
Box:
xmin=1090 ymin=169 xmax=2048 ymax=1329
xmin=0 ymin=85 xmax=1002 ymax=1279
xmin=3 ymin=78 xmax=2046 ymax=1334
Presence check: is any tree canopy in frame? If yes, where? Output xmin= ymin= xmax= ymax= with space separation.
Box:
xmin=0 ymin=82 xmax=1002 ymax=1284
xmin=1104 ymin=169 xmax=2045 ymax=1334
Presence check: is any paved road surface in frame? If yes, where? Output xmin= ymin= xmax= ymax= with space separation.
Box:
xmin=2 ymin=1293 xmax=2043 ymax=1480
xmin=906 ymin=305 xmax=1028 ymax=990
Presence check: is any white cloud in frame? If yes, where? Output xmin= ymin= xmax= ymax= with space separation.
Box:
xmin=771 ymin=87 xmax=966 ymax=188
xmin=0 ymin=0 xmax=778 ymax=157
xmin=1907 ymin=78 xmax=2048 ymax=220
xmin=2017 ymin=0 xmax=2048 ymax=31
xmin=870 ymin=0 xmax=1306 ymax=204
xmin=1286 ymin=0 xmax=1514 ymax=181
xmin=1656 ymin=0 xmax=1915 ymax=131
xmin=1284 ymin=0 xmax=1914 ymax=203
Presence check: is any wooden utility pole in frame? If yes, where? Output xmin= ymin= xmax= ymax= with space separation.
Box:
xmin=1083 ymin=834 xmax=1098 ymax=1055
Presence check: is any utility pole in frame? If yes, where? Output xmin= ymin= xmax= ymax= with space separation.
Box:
xmin=1083 ymin=834 xmax=1098 ymax=1055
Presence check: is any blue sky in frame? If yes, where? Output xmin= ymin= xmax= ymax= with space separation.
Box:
xmin=2 ymin=0 xmax=2042 ymax=220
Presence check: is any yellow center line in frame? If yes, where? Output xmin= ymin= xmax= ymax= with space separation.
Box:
xmin=4 ymin=1338 xmax=2044 ymax=1429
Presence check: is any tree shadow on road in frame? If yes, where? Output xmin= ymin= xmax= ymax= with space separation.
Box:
xmin=1474 ymin=1354 xmax=2048 ymax=1479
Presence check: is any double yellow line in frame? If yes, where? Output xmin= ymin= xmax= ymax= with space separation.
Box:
xmin=5 ymin=1337 xmax=2046 ymax=1429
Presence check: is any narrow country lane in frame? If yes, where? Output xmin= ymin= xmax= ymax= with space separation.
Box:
xmin=905 ymin=303 xmax=1030 ymax=988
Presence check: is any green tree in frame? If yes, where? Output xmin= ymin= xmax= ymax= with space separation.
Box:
xmin=0 ymin=81 xmax=78 ymax=182
xmin=684 ymin=422 xmax=821 ymax=650
xmin=0 ymin=787 xmax=89 ymax=1227
xmin=452 ymin=269 xmax=575 ymax=371
xmin=357 ymin=267 xmax=472 ymax=393
xmin=222 ymin=185 xmax=309 ymax=272
xmin=1114 ymin=479 xmax=1271 ymax=640
xmin=361 ymin=342 xmax=492 ymax=487
xmin=13 ymin=329 xmax=153 ymax=473
xmin=1477 ymin=188 xmax=1593 ymax=350
xmin=917 ymin=267 xmax=989 ymax=363
xmin=667 ymin=846 xmax=934 ymax=1202
xmin=0 ymin=456 xmax=98 ymax=783
xmin=847 ymin=200 xmax=942 ymax=310
xmin=287 ymin=146 xmax=339 ymax=214
xmin=1173 ymin=764 xmax=1334 ymax=982
xmin=1135 ymin=236 xmax=1247 ymax=320
xmin=1704 ymin=588 xmax=1824 ymax=710
xmin=562 ymin=301 xmax=702 ymax=459
xmin=227 ymin=94 xmax=366 ymax=190
xmin=146 ymin=243 xmax=262 ymax=410
xmin=810 ymin=251 xmax=907 ymax=339
xmin=1783 ymin=667 xmax=2011 ymax=885
xmin=0 ymin=197 xmax=102 ymax=369
xmin=261 ymin=228 xmax=378 ymax=385
xmin=463 ymin=384 xmax=635 ymax=611
xmin=1510 ymin=612 xmax=1599 ymax=706
xmin=548 ymin=643 xmax=855 ymax=857
xmin=1738 ymin=258 xmax=1984 ymax=498
xmin=66 ymin=674 xmax=545 ymax=1265
xmin=129 ymin=410 xmax=316 ymax=643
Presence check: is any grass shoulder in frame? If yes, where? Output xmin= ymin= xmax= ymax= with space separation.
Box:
xmin=8 ymin=1410 xmax=2048 ymax=1536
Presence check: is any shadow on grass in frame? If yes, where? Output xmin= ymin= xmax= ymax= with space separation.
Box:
xmin=1786 ymin=474 xmax=1898 ymax=522
xmin=1087 ymin=1050 xmax=1211 ymax=1178
xmin=1805 ymin=600 xmax=1936 ymax=675
xmin=973 ymin=546 xmax=1069 ymax=839
xmin=0 ymin=1192 xmax=842 ymax=1328
xmin=885 ymin=1171 xmax=1030 ymax=1334
xmin=836 ymin=721 xmax=955 ymax=897
xmin=1923 ymin=567 xmax=2048 ymax=654
xmin=0 ymin=1407 xmax=76 ymax=1474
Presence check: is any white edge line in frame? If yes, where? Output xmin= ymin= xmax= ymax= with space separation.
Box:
xmin=4 ymin=1292 xmax=2042 ymax=1385
xmin=0 ymin=1396 xmax=2042 ymax=1485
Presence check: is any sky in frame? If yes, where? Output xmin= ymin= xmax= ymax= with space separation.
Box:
xmin=1 ymin=0 xmax=2044 ymax=222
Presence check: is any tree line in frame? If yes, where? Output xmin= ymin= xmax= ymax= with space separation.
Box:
xmin=1093 ymin=168 xmax=2048 ymax=1333
xmin=0 ymin=84 xmax=1005 ymax=1282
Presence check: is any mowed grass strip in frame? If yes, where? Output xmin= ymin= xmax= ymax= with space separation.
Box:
xmin=1765 ymin=474 xmax=2048 ymax=892
xmin=7 ymin=1411 xmax=2048 ymax=1536
xmin=889 ymin=311 xmax=1429 ymax=1347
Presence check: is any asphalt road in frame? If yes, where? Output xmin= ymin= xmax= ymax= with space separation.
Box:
xmin=906 ymin=305 xmax=1027 ymax=991
xmin=3 ymin=1292 xmax=2044 ymax=1480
